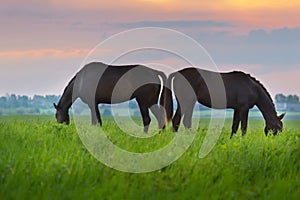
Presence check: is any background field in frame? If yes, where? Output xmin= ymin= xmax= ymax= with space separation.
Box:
xmin=0 ymin=115 xmax=299 ymax=199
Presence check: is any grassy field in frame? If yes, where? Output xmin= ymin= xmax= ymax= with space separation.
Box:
xmin=0 ymin=115 xmax=299 ymax=199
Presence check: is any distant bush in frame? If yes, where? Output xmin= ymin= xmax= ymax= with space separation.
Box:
xmin=103 ymin=109 xmax=112 ymax=116
xmin=0 ymin=94 xmax=59 ymax=115
xmin=275 ymin=94 xmax=299 ymax=104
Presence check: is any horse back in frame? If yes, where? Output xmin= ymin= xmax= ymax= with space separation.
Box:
xmin=221 ymin=71 xmax=259 ymax=108
xmin=75 ymin=62 xmax=162 ymax=104
xmin=172 ymin=68 xmax=259 ymax=109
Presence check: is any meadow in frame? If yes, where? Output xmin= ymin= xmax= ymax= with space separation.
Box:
xmin=0 ymin=115 xmax=299 ymax=199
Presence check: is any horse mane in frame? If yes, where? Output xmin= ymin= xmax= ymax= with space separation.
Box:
xmin=246 ymin=73 xmax=275 ymax=110
xmin=57 ymin=74 xmax=77 ymax=108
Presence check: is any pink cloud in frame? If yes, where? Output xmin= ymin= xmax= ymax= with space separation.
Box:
xmin=0 ymin=48 xmax=95 ymax=61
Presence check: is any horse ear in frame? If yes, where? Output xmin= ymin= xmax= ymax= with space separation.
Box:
xmin=278 ymin=113 xmax=286 ymax=120
xmin=53 ymin=103 xmax=58 ymax=109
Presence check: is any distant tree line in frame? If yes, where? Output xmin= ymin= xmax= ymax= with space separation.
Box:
xmin=275 ymin=94 xmax=299 ymax=104
xmin=0 ymin=93 xmax=299 ymax=115
xmin=0 ymin=94 xmax=60 ymax=115
xmin=0 ymin=94 xmax=137 ymax=116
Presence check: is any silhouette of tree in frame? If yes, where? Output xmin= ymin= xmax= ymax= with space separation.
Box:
xmin=275 ymin=94 xmax=299 ymax=103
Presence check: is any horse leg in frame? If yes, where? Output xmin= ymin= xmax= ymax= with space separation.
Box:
xmin=240 ymin=107 xmax=249 ymax=136
xmin=172 ymin=98 xmax=182 ymax=132
xmin=89 ymin=103 xmax=102 ymax=126
xmin=95 ymin=104 xmax=102 ymax=126
xmin=137 ymin=99 xmax=151 ymax=133
xmin=149 ymin=104 xmax=165 ymax=129
xmin=183 ymin=101 xmax=196 ymax=129
xmin=230 ymin=108 xmax=240 ymax=138
xmin=89 ymin=104 xmax=98 ymax=125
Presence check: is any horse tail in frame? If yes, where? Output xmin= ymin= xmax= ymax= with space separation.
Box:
xmin=158 ymin=71 xmax=174 ymax=122
xmin=165 ymin=72 xmax=175 ymax=121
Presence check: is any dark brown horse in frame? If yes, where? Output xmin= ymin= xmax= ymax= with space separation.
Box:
xmin=54 ymin=62 xmax=172 ymax=132
xmin=166 ymin=67 xmax=285 ymax=137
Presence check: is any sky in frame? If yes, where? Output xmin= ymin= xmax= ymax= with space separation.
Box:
xmin=0 ymin=0 xmax=299 ymax=97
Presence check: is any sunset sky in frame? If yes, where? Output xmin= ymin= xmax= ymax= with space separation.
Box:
xmin=0 ymin=0 xmax=299 ymax=97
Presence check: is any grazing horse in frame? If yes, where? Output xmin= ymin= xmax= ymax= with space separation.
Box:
xmin=53 ymin=62 xmax=172 ymax=133
xmin=167 ymin=67 xmax=285 ymax=137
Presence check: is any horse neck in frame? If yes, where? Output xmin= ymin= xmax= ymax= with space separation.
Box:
xmin=58 ymin=78 xmax=76 ymax=111
xmin=256 ymin=87 xmax=277 ymax=123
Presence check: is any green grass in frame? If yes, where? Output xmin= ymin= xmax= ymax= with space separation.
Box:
xmin=0 ymin=115 xmax=299 ymax=199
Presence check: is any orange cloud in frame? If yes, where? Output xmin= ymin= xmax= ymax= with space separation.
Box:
xmin=10 ymin=1 xmax=286 ymax=32
xmin=2 ymin=0 xmax=300 ymax=43
xmin=52 ymin=0 xmax=299 ymax=29
xmin=0 ymin=49 xmax=91 ymax=60
xmin=224 ymin=0 xmax=300 ymax=10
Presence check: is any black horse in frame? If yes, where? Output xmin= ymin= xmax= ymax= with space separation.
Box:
xmin=166 ymin=67 xmax=285 ymax=137
xmin=54 ymin=62 xmax=172 ymax=132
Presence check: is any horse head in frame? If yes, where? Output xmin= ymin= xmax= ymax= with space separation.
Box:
xmin=264 ymin=113 xmax=285 ymax=136
xmin=53 ymin=103 xmax=70 ymax=124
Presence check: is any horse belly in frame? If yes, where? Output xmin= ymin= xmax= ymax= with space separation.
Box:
xmin=96 ymin=83 xmax=135 ymax=104
xmin=96 ymin=75 xmax=160 ymax=104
